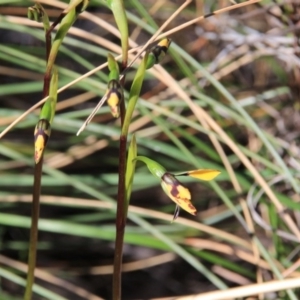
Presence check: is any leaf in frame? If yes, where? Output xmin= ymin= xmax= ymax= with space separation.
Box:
xmin=122 ymin=52 xmax=148 ymax=135
xmin=108 ymin=0 xmax=128 ymax=62
xmin=66 ymin=0 xmax=89 ymax=14
xmin=45 ymin=1 xmax=88 ymax=75
xmin=176 ymin=169 xmax=221 ymax=181
xmin=125 ymin=134 xmax=137 ymax=208
xmin=48 ymin=68 xmax=58 ymax=124
xmin=161 ymin=173 xmax=196 ymax=216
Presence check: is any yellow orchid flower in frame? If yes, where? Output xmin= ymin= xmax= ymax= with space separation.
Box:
xmin=136 ymin=156 xmax=221 ymax=220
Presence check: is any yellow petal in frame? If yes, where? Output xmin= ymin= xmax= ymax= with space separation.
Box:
xmin=34 ymin=134 xmax=46 ymax=164
xmin=157 ymin=38 xmax=172 ymax=49
xmin=177 ymin=169 xmax=221 ymax=181
xmin=34 ymin=119 xmax=50 ymax=164
xmin=107 ymin=93 xmax=120 ymax=118
xmin=148 ymin=38 xmax=172 ymax=66
xmin=161 ymin=173 xmax=196 ymax=216
xmin=106 ymin=80 xmax=123 ymax=118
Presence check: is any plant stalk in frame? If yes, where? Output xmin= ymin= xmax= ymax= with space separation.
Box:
xmin=112 ymin=62 xmax=127 ymax=299
xmin=24 ymin=6 xmax=54 ymax=297
xmin=24 ymin=158 xmax=43 ymax=300
xmin=112 ymin=53 xmax=147 ymax=300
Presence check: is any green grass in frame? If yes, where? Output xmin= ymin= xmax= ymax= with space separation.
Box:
xmin=1 ymin=0 xmax=300 ymax=299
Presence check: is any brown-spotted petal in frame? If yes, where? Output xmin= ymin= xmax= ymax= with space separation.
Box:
xmin=161 ymin=173 xmax=196 ymax=216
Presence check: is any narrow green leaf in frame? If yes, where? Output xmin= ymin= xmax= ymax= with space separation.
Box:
xmin=107 ymin=0 xmax=128 ymax=63
xmin=125 ymin=134 xmax=137 ymax=208
xmin=122 ymin=52 xmax=148 ymax=135
xmin=0 ymin=268 xmax=67 ymax=300
xmin=46 ymin=0 xmax=88 ymax=75
xmin=39 ymin=98 xmax=53 ymax=122
xmin=48 ymin=68 xmax=58 ymax=124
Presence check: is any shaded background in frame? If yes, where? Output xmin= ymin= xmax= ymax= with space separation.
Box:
xmin=1 ymin=1 xmax=300 ymax=299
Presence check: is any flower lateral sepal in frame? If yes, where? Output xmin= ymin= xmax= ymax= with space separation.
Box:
xmin=175 ymin=169 xmax=221 ymax=181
